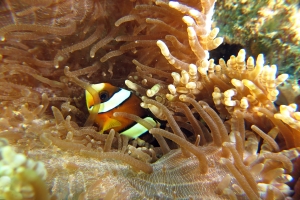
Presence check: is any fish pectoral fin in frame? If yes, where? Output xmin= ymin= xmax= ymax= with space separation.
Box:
xmin=102 ymin=118 xmax=122 ymax=132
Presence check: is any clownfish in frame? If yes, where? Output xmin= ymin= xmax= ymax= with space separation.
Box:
xmin=85 ymin=83 xmax=156 ymax=138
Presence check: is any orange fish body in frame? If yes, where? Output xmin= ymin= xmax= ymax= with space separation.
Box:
xmin=85 ymin=83 xmax=155 ymax=138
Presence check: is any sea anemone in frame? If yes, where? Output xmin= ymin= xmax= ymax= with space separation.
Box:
xmin=0 ymin=0 xmax=299 ymax=199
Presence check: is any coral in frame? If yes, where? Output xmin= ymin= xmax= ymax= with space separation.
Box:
xmin=277 ymin=79 xmax=300 ymax=108
xmin=0 ymin=0 xmax=300 ymax=199
xmin=214 ymin=0 xmax=300 ymax=78
xmin=0 ymin=139 xmax=48 ymax=199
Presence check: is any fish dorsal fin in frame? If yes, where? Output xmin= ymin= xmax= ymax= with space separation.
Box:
xmin=102 ymin=118 xmax=122 ymax=132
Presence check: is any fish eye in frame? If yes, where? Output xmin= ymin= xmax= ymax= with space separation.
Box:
xmin=99 ymin=91 xmax=109 ymax=102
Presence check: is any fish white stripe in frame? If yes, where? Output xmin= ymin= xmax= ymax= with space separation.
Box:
xmin=120 ymin=117 xmax=156 ymax=139
xmin=99 ymin=89 xmax=130 ymax=113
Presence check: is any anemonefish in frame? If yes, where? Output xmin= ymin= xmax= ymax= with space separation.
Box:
xmin=85 ymin=83 xmax=156 ymax=139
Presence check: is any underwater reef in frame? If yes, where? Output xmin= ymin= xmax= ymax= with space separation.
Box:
xmin=214 ymin=0 xmax=300 ymax=79
xmin=0 ymin=0 xmax=300 ymax=199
